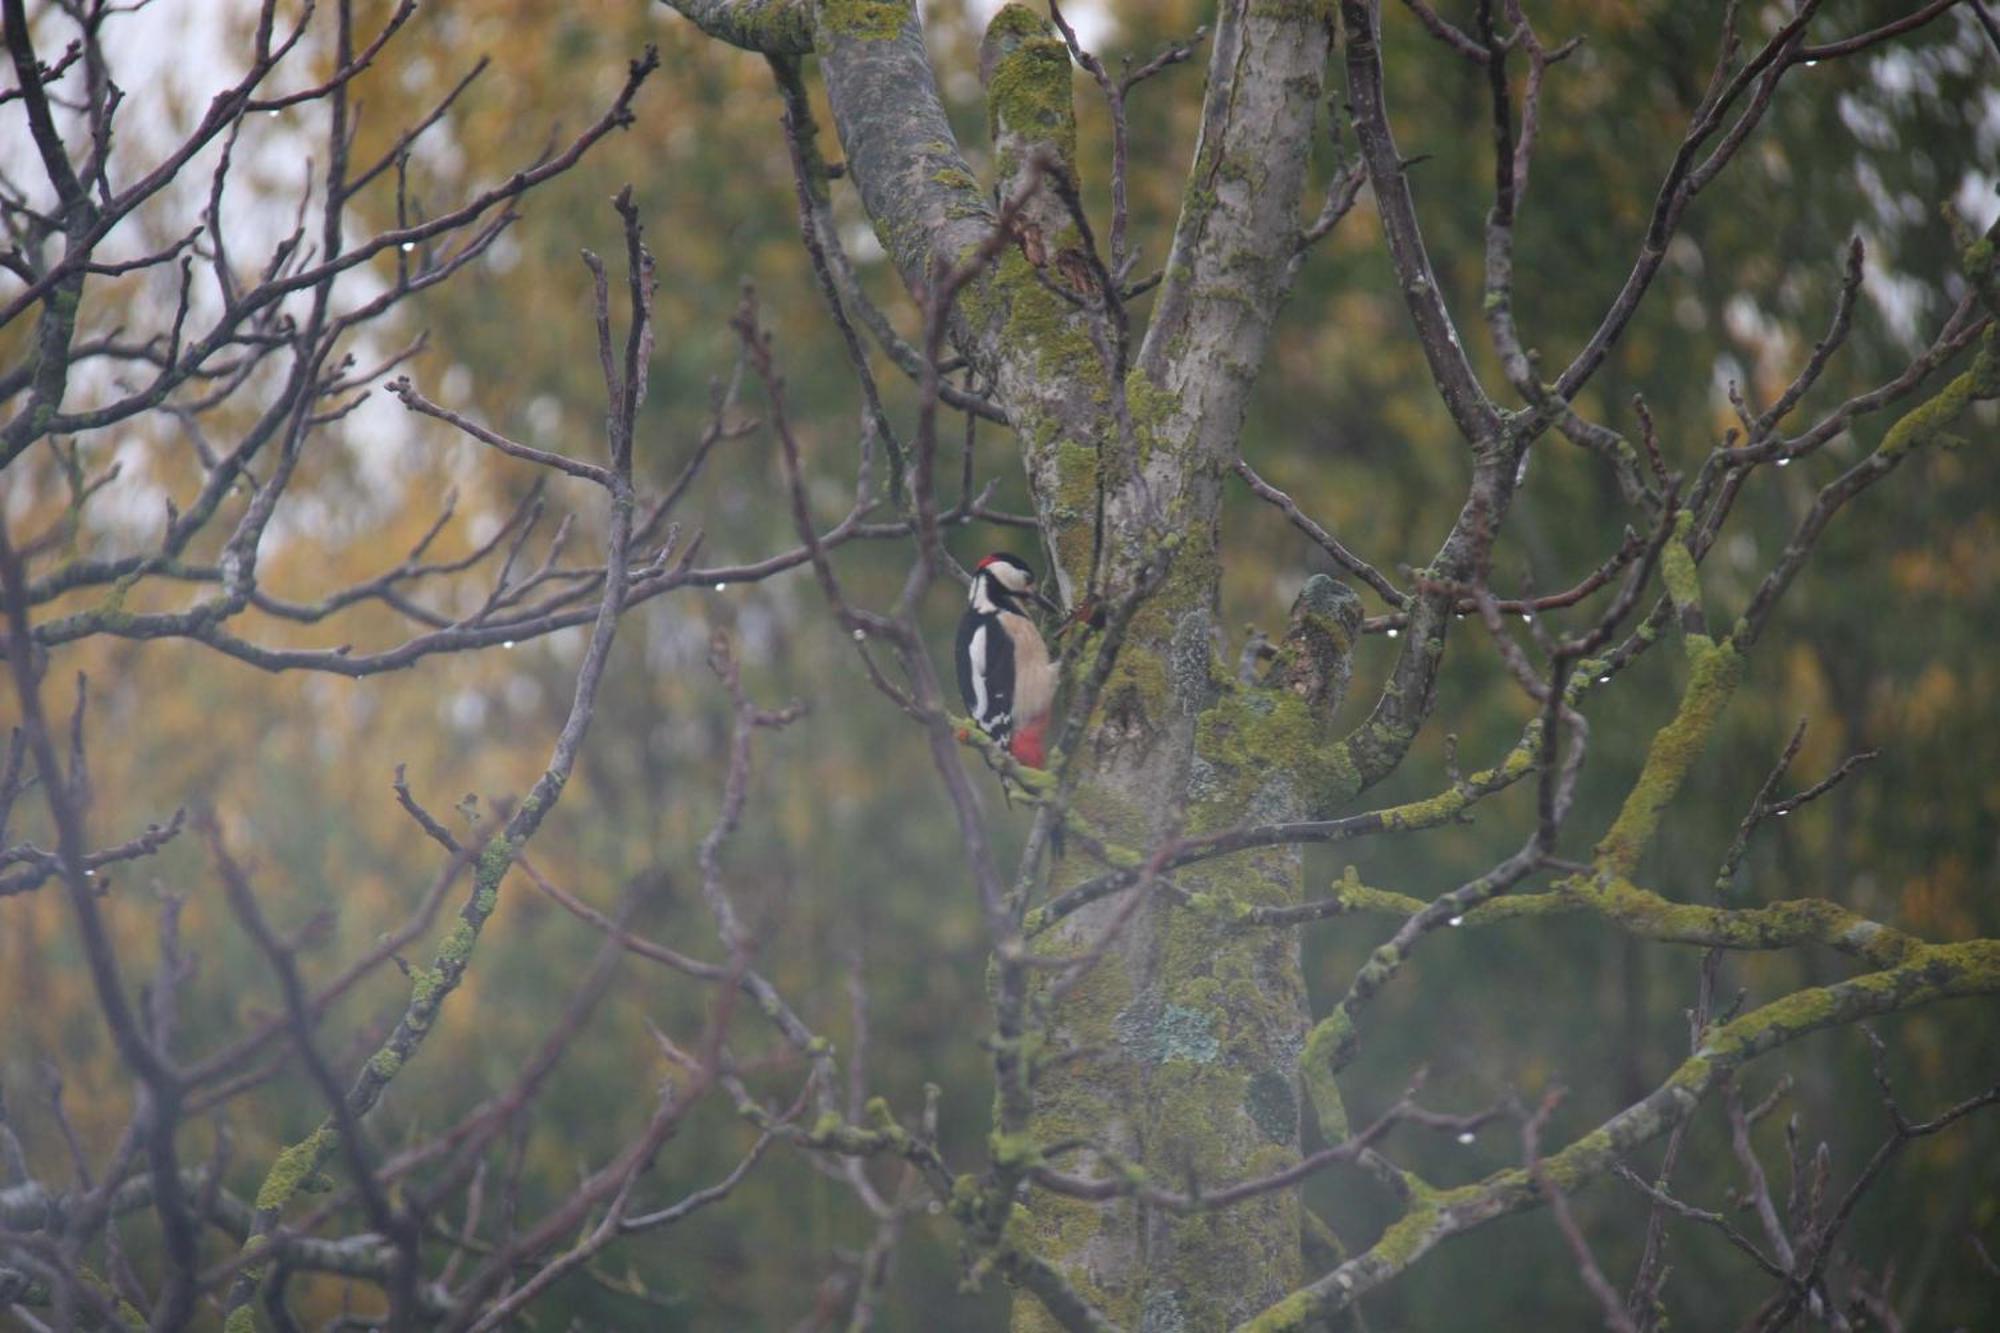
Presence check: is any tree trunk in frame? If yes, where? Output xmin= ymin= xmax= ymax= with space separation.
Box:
xmin=961 ymin=7 xmax=1353 ymax=1326
xmin=669 ymin=1 xmax=1409 ymax=1324
xmin=1018 ymin=563 xmax=1361 ymax=1329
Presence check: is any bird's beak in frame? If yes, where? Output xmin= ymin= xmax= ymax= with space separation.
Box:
xmin=1031 ymin=587 xmax=1062 ymax=617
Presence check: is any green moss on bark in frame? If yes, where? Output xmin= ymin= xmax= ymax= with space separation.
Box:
xmin=1594 ymin=636 xmax=1742 ymax=875
xmin=255 ymin=1126 xmax=334 ymax=1210
xmin=820 ymin=0 xmax=908 ymax=42
xmin=710 ymin=0 xmax=815 ymax=51
xmin=1659 ymin=509 xmax=1702 ymax=618
xmin=983 ymin=8 xmax=1077 ymax=168
xmin=1192 ymin=688 xmax=1361 ymax=830
xmin=1298 ymin=1011 xmax=1352 ymax=1141
xmin=1878 ymin=329 xmax=1997 ymax=458
xmin=1008 ymin=946 xmax=1134 ymax=1325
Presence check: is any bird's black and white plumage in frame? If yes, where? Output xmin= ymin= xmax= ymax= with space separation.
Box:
xmin=956 ymin=552 xmax=1056 ymax=767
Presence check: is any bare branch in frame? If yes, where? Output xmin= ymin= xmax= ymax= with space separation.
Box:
xmin=1524 ymin=1089 xmax=1638 ymax=1333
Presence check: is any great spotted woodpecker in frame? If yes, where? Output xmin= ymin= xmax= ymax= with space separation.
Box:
xmin=956 ymin=552 xmax=1058 ymax=768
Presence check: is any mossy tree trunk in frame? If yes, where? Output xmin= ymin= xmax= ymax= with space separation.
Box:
xmin=670 ymin=1 xmax=1435 ymax=1324
xmin=966 ymin=5 xmax=1355 ymax=1327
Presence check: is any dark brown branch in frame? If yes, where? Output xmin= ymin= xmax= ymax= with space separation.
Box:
xmin=1613 ymin=1163 xmax=1787 ymax=1281
xmin=387 ymin=378 xmax=613 ymax=486
xmin=1714 ymin=720 xmax=1876 ymax=898
xmin=0 ymin=807 xmax=186 ymax=898
xmin=1339 ymin=0 xmax=1502 ymax=445
xmin=1793 ymin=0 xmax=1958 ymax=62
xmin=1235 ymin=458 xmax=1408 ymax=606
xmin=0 ymin=528 xmax=206 ymax=1328
xmin=1397 ymin=0 xmax=1492 ymax=63
xmin=203 ymin=815 xmax=407 ymax=1251
xmin=1524 ymin=1089 xmax=1639 ymax=1333
xmin=1553 ymin=3 xmax=1824 ymax=403
xmin=224 ymin=185 xmax=649 ymax=1318
xmin=772 ymin=54 xmax=909 ymax=499
xmin=1751 ymin=1036 xmax=2000 ymax=1331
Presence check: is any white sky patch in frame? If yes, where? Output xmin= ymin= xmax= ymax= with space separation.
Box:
xmin=485 ymin=231 xmax=522 ymax=274
xmin=447 ymin=688 xmax=490 ymax=731
xmin=525 ymin=394 xmax=564 ymax=443
xmin=1852 ymin=159 xmax=1899 ymax=232
xmin=3 ymin=0 xmax=482 ymax=559
xmin=1666 ymin=233 xmax=1704 ymax=277
xmin=1831 ymin=23 xmax=2000 ymax=347
xmin=956 ymin=0 xmax=1115 ymax=50
xmin=545 ymin=623 xmax=587 ymax=665
xmin=1725 ymin=532 xmax=1759 ymax=574
xmin=1722 ymin=294 xmax=1767 ymax=347
xmin=1955 ymin=171 xmax=1998 ymax=232
xmin=503 ymin=671 xmax=540 ymax=716
xmin=87 ymin=435 xmax=164 ymax=536
xmin=1710 ymin=355 xmax=1745 ymax=407
xmin=345 ymin=388 xmax=426 ymax=499
xmin=1859 ymin=232 xmax=1926 ymax=349
xmin=3 ymin=471 xmax=40 ymax=526
xmin=841 ymin=220 xmax=886 ymax=265
xmin=1868 ymin=46 xmax=1931 ymax=100
xmin=465 ymin=510 xmax=502 ymax=549
xmin=1837 ymin=93 xmax=1897 ymax=152
xmin=441 ymin=364 xmax=475 ymax=405
xmin=1976 ymin=87 xmax=2000 ymax=161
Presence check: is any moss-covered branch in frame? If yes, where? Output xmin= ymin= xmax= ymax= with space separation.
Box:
xmin=656 ymin=0 xmax=813 ymax=54
xmin=1298 ymin=849 xmax=1544 ymax=1142
xmin=1027 ymin=716 xmax=1542 ymax=935
xmin=1243 ymin=938 xmax=2000 ymax=1332
xmin=1735 ymin=326 xmax=1997 ymax=652
xmin=1316 ymin=868 xmax=1924 ymax=968
xmin=807 ymin=0 xmax=994 ymax=298
xmin=1593 ymin=631 xmax=1741 ymax=875
xmin=1596 ymin=327 xmax=1997 ymax=882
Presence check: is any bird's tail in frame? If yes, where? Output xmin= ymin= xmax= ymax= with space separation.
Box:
xmin=1009 ymin=718 xmax=1048 ymax=768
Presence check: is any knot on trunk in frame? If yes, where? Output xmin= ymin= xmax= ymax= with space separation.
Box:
xmin=1267 ymin=574 xmax=1362 ymax=717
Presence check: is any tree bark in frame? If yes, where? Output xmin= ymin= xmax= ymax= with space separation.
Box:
xmin=926 ymin=3 xmax=1343 ymax=1325
xmin=679 ymin=0 xmax=1345 ymax=1320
